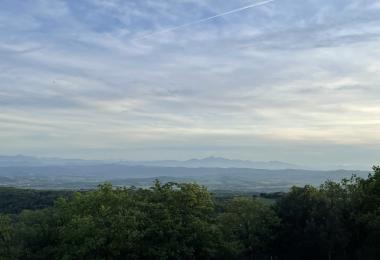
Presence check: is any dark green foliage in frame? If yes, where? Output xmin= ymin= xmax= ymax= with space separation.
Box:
xmin=0 ymin=214 xmax=16 ymax=260
xmin=14 ymin=209 xmax=59 ymax=259
xmin=53 ymin=181 xmax=222 ymax=260
xmin=218 ymin=197 xmax=279 ymax=259
xmin=274 ymin=166 xmax=380 ymax=260
xmin=275 ymin=185 xmax=350 ymax=259
xmin=5 ymin=182 xmax=223 ymax=260
xmin=0 ymin=167 xmax=379 ymax=259
xmin=343 ymin=166 xmax=380 ymax=259
xmin=0 ymin=187 xmax=72 ymax=214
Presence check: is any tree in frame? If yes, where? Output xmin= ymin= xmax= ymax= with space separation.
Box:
xmin=14 ymin=209 xmax=59 ymax=259
xmin=274 ymin=185 xmax=349 ymax=260
xmin=0 ymin=214 xmax=16 ymax=260
xmin=219 ymin=197 xmax=279 ymax=259
xmin=346 ymin=166 xmax=380 ymax=259
xmin=49 ymin=182 xmax=221 ymax=259
xmin=3 ymin=168 xmax=379 ymax=260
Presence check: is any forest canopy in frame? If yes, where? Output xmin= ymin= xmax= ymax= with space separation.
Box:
xmin=0 ymin=167 xmax=379 ymax=260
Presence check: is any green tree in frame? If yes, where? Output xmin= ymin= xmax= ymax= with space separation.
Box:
xmin=219 ymin=197 xmax=279 ymax=259
xmin=0 ymin=214 xmax=16 ymax=260
xmin=4 ymin=167 xmax=380 ymax=260
xmin=346 ymin=166 xmax=380 ymax=259
xmin=51 ymin=182 xmax=221 ymax=259
xmin=14 ymin=208 xmax=59 ymax=259
xmin=274 ymin=185 xmax=349 ymax=260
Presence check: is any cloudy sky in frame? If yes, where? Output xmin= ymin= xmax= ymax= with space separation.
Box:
xmin=0 ymin=0 xmax=379 ymax=168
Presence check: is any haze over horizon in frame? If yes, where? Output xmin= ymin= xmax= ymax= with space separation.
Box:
xmin=0 ymin=154 xmax=373 ymax=171
xmin=1 ymin=0 xmax=380 ymax=168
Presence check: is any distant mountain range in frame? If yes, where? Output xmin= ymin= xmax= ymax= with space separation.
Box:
xmin=0 ymin=155 xmax=371 ymax=171
xmin=0 ymin=155 xmax=300 ymax=170
xmin=0 ymin=155 xmax=371 ymax=191
xmin=118 ymin=156 xmax=301 ymax=170
xmin=0 ymin=155 xmax=103 ymax=167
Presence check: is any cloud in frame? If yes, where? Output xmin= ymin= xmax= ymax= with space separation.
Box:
xmin=0 ymin=0 xmax=379 ymax=167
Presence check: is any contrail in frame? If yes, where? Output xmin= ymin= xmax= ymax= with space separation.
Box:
xmin=137 ymin=0 xmax=275 ymax=40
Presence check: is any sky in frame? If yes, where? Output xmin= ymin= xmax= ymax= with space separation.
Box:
xmin=0 ymin=0 xmax=380 ymax=169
